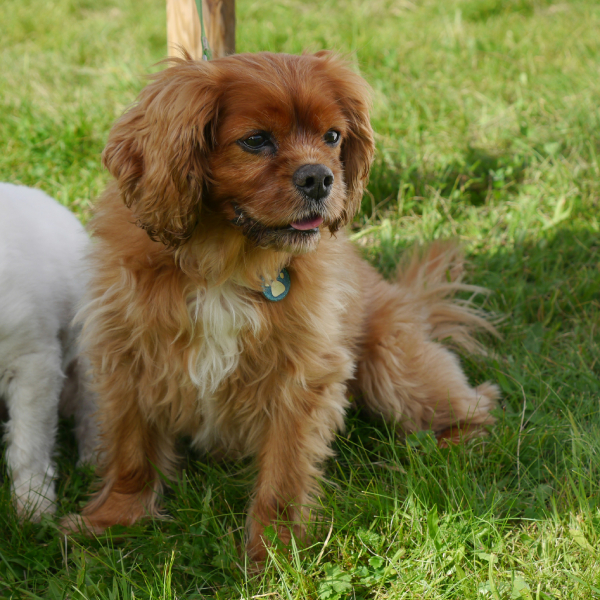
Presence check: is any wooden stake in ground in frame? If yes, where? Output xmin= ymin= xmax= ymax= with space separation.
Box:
xmin=167 ymin=0 xmax=235 ymax=59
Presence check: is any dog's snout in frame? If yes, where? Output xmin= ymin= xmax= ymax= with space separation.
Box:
xmin=293 ymin=164 xmax=334 ymax=201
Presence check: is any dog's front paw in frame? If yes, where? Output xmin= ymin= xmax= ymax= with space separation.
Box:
xmin=246 ymin=521 xmax=297 ymax=564
xmin=245 ymin=502 xmax=306 ymax=563
xmin=59 ymin=513 xmax=106 ymax=537
xmin=15 ymin=492 xmax=56 ymax=522
xmin=13 ymin=473 xmax=56 ymax=522
xmin=60 ymin=489 xmax=158 ymax=537
xmin=246 ymin=521 xmax=271 ymax=564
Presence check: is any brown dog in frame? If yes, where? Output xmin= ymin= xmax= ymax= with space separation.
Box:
xmin=62 ymin=52 xmax=498 ymax=561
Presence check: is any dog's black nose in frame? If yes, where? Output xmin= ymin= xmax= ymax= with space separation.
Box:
xmin=293 ymin=164 xmax=334 ymax=201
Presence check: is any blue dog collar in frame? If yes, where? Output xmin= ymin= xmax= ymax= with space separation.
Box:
xmin=262 ymin=268 xmax=290 ymax=301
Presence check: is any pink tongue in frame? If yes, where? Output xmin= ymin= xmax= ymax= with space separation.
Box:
xmin=290 ymin=216 xmax=324 ymax=231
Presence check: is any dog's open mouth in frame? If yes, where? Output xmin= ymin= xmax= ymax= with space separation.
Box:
xmin=230 ymin=204 xmax=325 ymax=250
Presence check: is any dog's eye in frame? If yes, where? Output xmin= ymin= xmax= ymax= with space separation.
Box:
xmin=324 ymin=130 xmax=341 ymax=146
xmin=238 ymin=133 xmax=273 ymax=153
xmin=244 ymin=134 xmax=268 ymax=148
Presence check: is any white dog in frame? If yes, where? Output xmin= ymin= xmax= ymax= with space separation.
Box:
xmin=0 ymin=183 xmax=97 ymax=520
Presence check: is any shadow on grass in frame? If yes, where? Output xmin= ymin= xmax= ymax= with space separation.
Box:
xmin=365 ymin=144 xmax=530 ymax=219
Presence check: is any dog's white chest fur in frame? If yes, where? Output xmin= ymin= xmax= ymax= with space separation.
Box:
xmin=187 ymin=281 xmax=261 ymax=400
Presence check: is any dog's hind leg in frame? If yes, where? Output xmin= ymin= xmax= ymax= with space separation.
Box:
xmin=3 ymin=347 xmax=62 ymax=520
xmin=354 ymin=242 xmax=499 ymax=435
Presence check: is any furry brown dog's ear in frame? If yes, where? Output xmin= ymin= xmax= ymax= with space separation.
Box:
xmin=102 ymin=59 xmax=219 ymax=247
xmin=314 ymin=52 xmax=375 ymax=229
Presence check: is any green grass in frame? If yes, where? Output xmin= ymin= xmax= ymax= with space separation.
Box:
xmin=1 ymin=0 xmax=600 ymax=597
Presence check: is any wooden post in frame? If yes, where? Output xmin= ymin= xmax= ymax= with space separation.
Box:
xmin=167 ymin=0 xmax=235 ymax=60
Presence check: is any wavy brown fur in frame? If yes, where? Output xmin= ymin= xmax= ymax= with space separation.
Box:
xmin=61 ymin=52 xmax=498 ymax=562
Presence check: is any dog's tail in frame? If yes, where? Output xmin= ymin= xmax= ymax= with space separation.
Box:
xmin=394 ymin=240 xmax=500 ymax=354
xmin=354 ymin=240 xmax=500 ymax=433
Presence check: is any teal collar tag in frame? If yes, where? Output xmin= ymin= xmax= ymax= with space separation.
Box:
xmin=262 ymin=268 xmax=290 ymax=301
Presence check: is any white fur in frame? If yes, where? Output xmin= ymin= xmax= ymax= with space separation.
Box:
xmin=187 ymin=282 xmax=262 ymax=449
xmin=0 ymin=183 xmax=98 ymax=520
xmin=187 ymin=282 xmax=262 ymax=398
